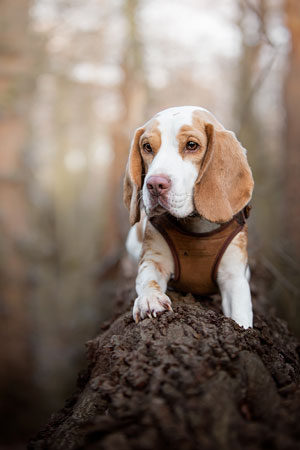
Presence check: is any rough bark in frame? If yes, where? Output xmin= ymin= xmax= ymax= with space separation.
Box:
xmin=29 ymin=284 xmax=300 ymax=450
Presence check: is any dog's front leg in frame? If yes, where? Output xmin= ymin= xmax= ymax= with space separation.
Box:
xmin=217 ymin=231 xmax=253 ymax=329
xmin=218 ymin=274 xmax=253 ymax=329
xmin=133 ymin=221 xmax=174 ymax=323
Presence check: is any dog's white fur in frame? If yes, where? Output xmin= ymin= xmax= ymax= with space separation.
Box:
xmin=142 ymin=107 xmax=202 ymax=218
xmin=125 ymin=106 xmax=253 ymax=328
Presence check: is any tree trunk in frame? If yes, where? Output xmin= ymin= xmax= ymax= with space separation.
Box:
xmin=104 ymin=0 xmax=147 ymax=256
xmin=284 ymin=0 xmax=300 ymax=258
xmin=0 ymin=0 xmax=41 ymax=441
xmin=29 ymin=287 xmax=300 ymax=450
xmin=272 ymin=0 xmax=300 ymax=336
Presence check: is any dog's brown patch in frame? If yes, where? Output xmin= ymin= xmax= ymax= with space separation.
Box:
xmin=148 ymin=280 xmax=161 ymax=290
xmin=144 ymin=226 xmax=153 ymax=240
xmin=233 ymin=228 xmax=248 ymax=263
xmin=192 ymin=109 xmax=224 ymax=131
xmin=193 ymin=122 xmax=254 ymax=223
xmin=123 ymin=127 xmax=145 ymax=226
xmin=136 ymin=221 xmax=144 ymax=243
xmin=140 ymin=119 xmax=162 ymax=165
xmin=176 ymin=124 xmax=206 ymax=164
xmin=175 ymin=108 xmax=224 ymax=169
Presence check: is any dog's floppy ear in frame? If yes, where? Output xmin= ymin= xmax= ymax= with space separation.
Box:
xmin=194 ymin=123 xmax=254 ymax=223
xmin=123 ymin=127 xmax=144 ymax=226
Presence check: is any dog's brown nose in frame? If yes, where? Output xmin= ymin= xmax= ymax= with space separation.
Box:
xmin=146 ymin=175 xmax=171 ymax=196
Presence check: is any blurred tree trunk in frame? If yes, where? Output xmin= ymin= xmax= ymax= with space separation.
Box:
xmin=274 ymin=0 xmax=300 ymax=336
xmin=104 ymin=0 xmax=147 ymax=257
xmin=0 ymin=0 xmax=39 ymax=441
xmin=235 ymin=0 xmax=276 ymax=248
xmin=284 ymin=0 xmax=300 ymax=258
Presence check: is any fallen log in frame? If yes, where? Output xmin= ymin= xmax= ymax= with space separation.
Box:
xmin=29 ymin=289 xmax=300 ymax=450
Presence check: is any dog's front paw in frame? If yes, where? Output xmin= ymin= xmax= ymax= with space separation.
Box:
xmin=232 ymin=313 xmax=253 ymax=329
xmin=133 ymin=292 xmax=173 ymax=323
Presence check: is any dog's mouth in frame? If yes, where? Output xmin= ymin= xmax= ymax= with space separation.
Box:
xmin=147 ymin=204 xmax=166 ymax=218
xmin=146 ymin=193 xmax=195 ymax=218
xmin=147 ymin=197 xmax=178 ymax=218
xmin=158 ymin=196 xmax=170 ymax=209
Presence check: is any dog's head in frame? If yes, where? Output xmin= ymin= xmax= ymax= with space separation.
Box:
xmin=124 ymin=106 xmax=254 ymax=226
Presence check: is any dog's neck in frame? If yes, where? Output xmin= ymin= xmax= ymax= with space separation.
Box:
xmin=177 ymin=215 xmax=220 ymax=233
xmin=150 ymin=207 xmax=220 ymax=233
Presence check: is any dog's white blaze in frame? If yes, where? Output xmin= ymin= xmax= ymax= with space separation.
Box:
xmin=143 ymin=107 xmax=200 ymax=217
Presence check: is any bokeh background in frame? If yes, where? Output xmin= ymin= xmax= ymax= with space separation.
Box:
xmin=0 ymin=0 xmax=299 ymax=447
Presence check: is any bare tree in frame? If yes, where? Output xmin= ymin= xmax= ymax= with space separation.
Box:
xmin=104 ymin=0 xmax=147 ymax=257
xmin=0 ymin=0 xmax=41 ymax=441
xmin=284 ymin=0 xmax=300 ymax=257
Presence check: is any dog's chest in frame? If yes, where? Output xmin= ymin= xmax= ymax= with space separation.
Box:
xmin=150 ymin=215 xmax=244 ymax=296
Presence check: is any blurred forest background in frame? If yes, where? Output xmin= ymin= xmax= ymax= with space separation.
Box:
xmin=0 ymin=0 xmax=299 ymax=447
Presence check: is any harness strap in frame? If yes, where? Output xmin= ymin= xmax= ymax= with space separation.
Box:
xmin=150 ymin=206 xmax=250 ymax=295
xmin=211 ymin=221 xmax=244 ymax=285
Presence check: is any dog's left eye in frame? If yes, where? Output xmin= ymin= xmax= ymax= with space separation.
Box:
xmin=186 ymin=141 xmax=199 ymax=151
xmin=143 ymin=143 xmax=153 ymax=153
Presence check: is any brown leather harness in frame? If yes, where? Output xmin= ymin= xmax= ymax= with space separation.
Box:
xmin=150 ymin=206 xmax=250 ymax=296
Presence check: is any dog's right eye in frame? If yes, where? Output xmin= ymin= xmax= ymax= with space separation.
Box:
xmin=186 ymin=141 xmax=199 ymax=151
xmin=143 ymin=143 xmax=153 ymax=153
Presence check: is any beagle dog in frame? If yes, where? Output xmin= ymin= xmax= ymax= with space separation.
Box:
xmin=124 ymin=106 xmax=254 ymax=328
